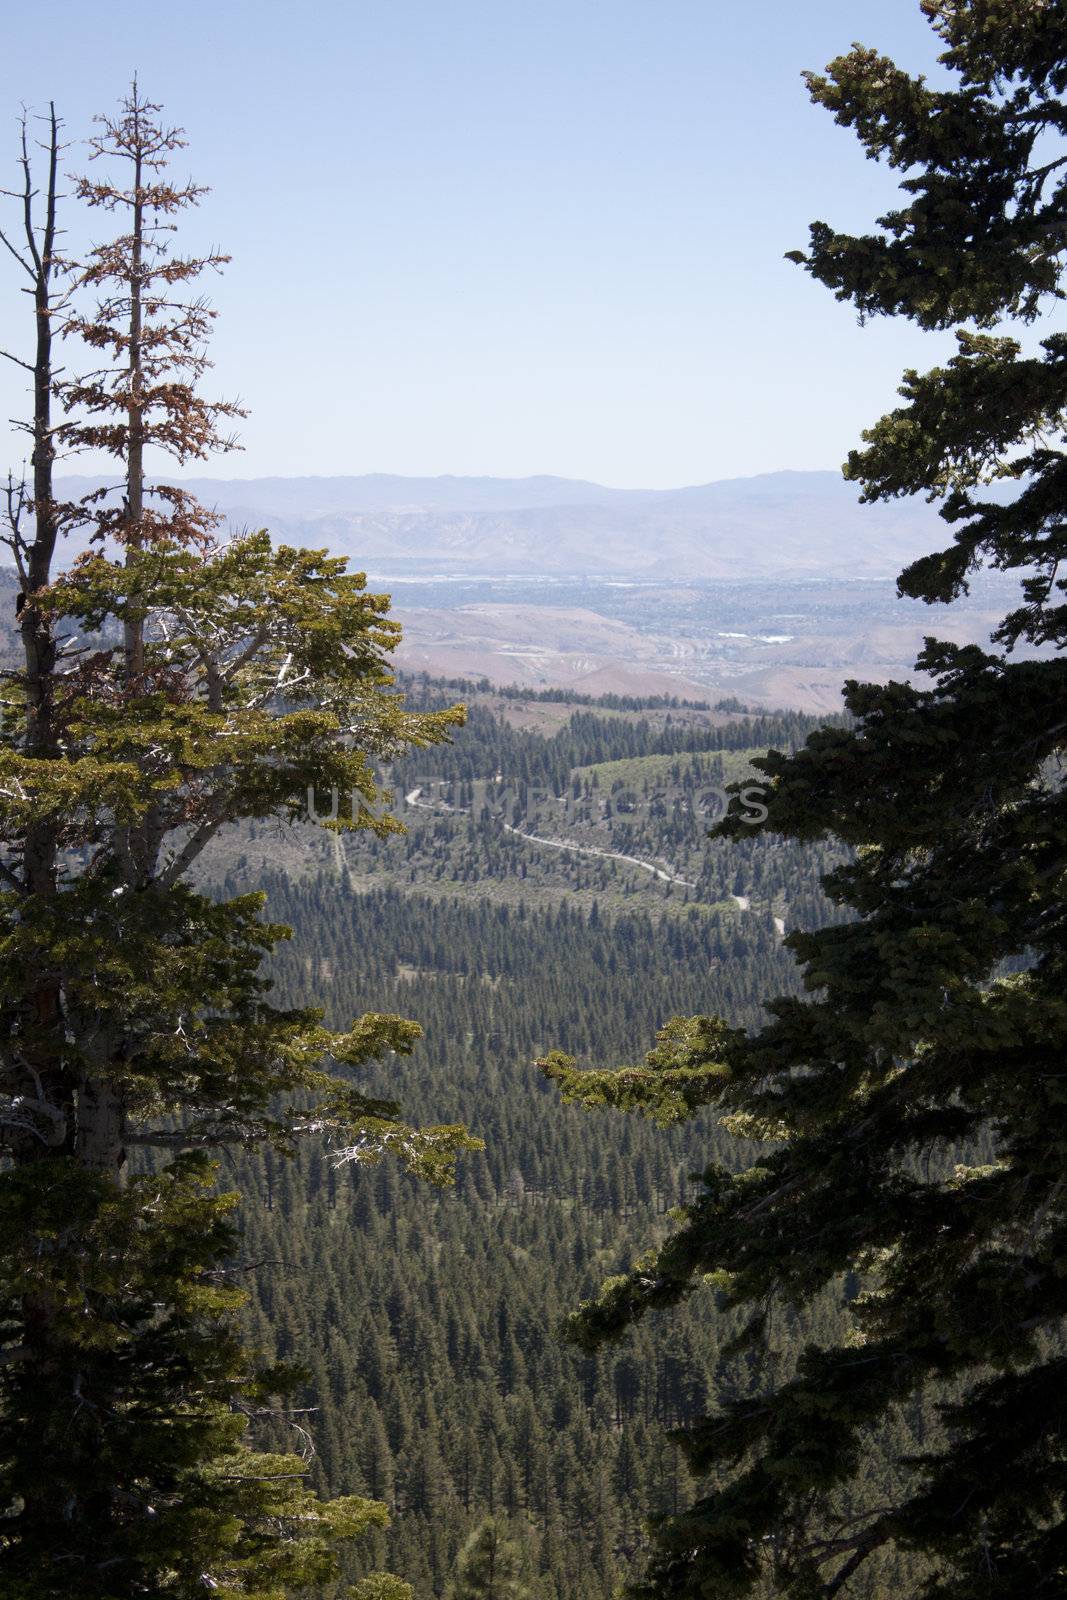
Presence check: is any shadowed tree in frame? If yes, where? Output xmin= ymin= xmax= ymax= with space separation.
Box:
xmin=543 ymin=5 xmax=1067 ymax=1596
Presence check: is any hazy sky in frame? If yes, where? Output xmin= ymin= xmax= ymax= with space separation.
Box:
xmin=1 ymin=2 xmax=957 ymax=488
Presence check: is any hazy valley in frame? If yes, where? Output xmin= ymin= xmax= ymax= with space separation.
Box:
xmin=53 ymin=470 xmax=1025 ymax=711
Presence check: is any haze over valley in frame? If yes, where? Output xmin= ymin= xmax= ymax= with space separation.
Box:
xmin=56 ymin=468 xmax=1021 ymax=711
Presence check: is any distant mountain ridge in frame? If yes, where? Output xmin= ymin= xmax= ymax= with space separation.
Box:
xmin=53 ymin=469 xmax=947 ymax=580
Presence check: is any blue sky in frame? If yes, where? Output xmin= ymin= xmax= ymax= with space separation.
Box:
xmin=1 ymin=2 xmax=955 ymax=487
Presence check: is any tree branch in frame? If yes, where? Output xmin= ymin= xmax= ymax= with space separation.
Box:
xmin=822 ymin=1528 xmax=891 ymax=1598
xmin=157 ymin=811 xmax=228 ymax=888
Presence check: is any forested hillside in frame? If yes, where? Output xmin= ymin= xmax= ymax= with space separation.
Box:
xmin=195 ymin=683 xmax=921 ymax=1598
xmin=212 ymin=679 xmax=842 ymax=927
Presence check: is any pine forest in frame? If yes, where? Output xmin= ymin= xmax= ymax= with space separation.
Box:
xmin=1 ymin=6 xmax=1066 ymax=1600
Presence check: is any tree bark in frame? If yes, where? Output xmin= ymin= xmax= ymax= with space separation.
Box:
xmin=11 ymin=109 xmax=70 ymax=1159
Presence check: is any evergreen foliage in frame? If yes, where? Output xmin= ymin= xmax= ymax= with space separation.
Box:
xmin=0 ymin=88 xmax=475 ymax=1596
xmin=392 ymin=691 xmax=825 ymax=794
xmin=218 ymin=862 xmax=921 ymax=1600
xmin=445 ymin=1517 xmax=531 ymax=1600
xmin=545 ymin=6 xmax=1067 ymax=1595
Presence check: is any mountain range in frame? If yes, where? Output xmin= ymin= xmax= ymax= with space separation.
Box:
xmin=53 ymin=469 xmax=948 ymax=580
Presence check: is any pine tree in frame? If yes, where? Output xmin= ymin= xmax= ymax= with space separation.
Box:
xmin=543 ymin=5 xmax=1067 ymax=1596
xmin=349 ymin=1575 xmax=416 ymax=1600
xmin=0 ymin=87 xmax=478 ymax=1597
xmin=446 ymin=1517 xmax=531 ymax=1600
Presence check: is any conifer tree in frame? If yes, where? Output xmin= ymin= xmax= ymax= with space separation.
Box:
xmin=446 ymin=1517 xmax=530 ymax=1600
xmin=0 ymin=87 xmax=477 ymax=1597
xmin=349 ymin=1576 xmax=415 ymax=1600
xmin=544 ymin=5 xmax=1067 ymax=1596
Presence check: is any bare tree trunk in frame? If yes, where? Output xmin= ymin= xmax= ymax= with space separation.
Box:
xmin=74 ymin=1077 xmax=127 ymax=1172
xmin=4 ymin=111 xmax=129 ymax=1191
xmin=20 ymin=107 xmax=61 ymax=897
xmin=6 ymin=109 xmax=71 ymax=1152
